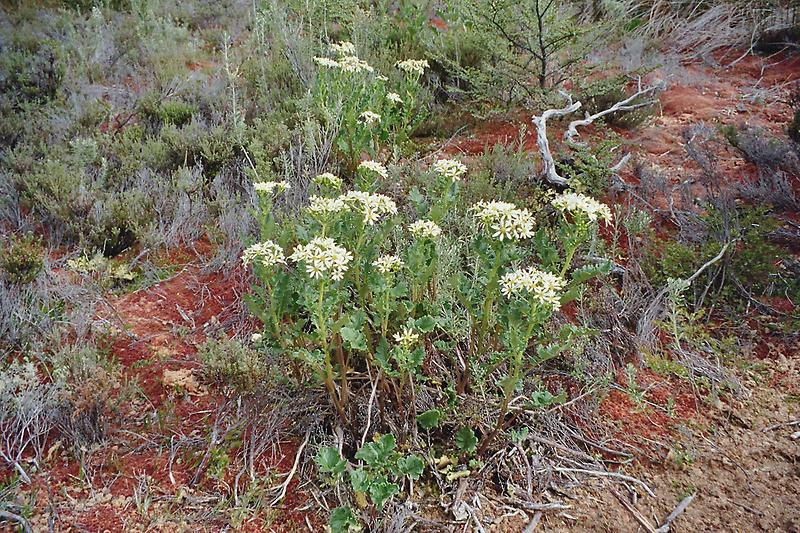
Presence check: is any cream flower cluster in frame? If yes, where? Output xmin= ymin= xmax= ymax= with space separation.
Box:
xmin=409 ymin=219 xmax=442 ymax=239
xmin=242 ymin=240 xmax=286 ymax=268
xmin=328 ymin=41 xmax=356 ymax=56
xmin=432 ymin=159 xmax=467 ymax=182
xmin=499 ymin=267 xmax=566 ymax=309
xmin=337 ymin=55 xmax=374 ymax=73
xmin=307 ymin=195 xmax=349 ymax=216
xmin=386 ymin=92 xmax=403 ymax=105
xmin=551 ymin=192 xmax=613 ymax=223
xmin=372 ymin=254 xmax=404 ymax=274
xmin=393 ymin=326 xmax=419 ymax=349
xmin=254 ymin=181 xmax=291 ymax=195
xmin=395 ymin=59 xmax=429 ymax=76
xmin=313 ymin=56 xmax=340 ymax=69
xmin=289 ymin=237 xmax=353 ymax=281
xmin=342 ymin=191 xmax=397 ymax=225
xmin=358 ymin=160 xmax=388 ymax=179
xmin=314 ymin=172 xmax=343 ymax=189
xmin=314 ymin=54 xmax=374 ymax=74
xmin=358 ymin=110 xmax=381 ymax=125
xmin=472 ymin=201 xmax=536 ymax=241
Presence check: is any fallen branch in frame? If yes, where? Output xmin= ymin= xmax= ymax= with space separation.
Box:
xmin=532 ymin=92 xmax=582 ymax=186
xmin=554 ymin=467 xmax=656 ymax=497
xmin=269 ymin=429 xmax=312 ymax=506
xmin=611 ymin=488 xmax=657 ymax=533
xmin=655 ymin=493 xmax=695 ymax=532
xmin=564 ymin=79 xmax=663 ymax=145
xmin=0 ymin=510 xmax=33 ymax=533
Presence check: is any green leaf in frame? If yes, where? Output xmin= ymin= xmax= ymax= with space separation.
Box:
xmin=570 ymin=262 xmax=611 ymax=284
xmin=316 ymin=446 xmax=346 ymax=477
xmin=340 ymin=326 xmax=367 ymax=351
xmin=329 ymin=506 xmax=360 ymax=533
xmin=510 ymin=427 xmax=529 ymax=445
xmin=355 ymin=434 xmax=396 ymax=467
xmin=396 ymin=454 xmax=425 ymax=480
xmin=414 ymin=315 xmax=436 ymax=333
xmin=368 ymin=477 xmax=399 ymax=510
xmin=416 ymin=409 xmax=443 ymax=430
xmin=349 ymin=468 xmax=370 ymax=493
xmin=455 ymin=427 xmax=477 ymax=453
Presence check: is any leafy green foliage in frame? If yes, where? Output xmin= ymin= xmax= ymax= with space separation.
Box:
xmin=455 ymin=426 xmax=477 ymax=453
xmin=0 ymin=234 xmax=44 ymax=285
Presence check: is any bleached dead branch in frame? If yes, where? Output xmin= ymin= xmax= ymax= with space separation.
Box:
xmin=533 ymin=81 xmax=662 ymax=186
xmin=564 ymin=79 xmax=664 ymax=145
xmin=532 ymin=91 xmax=581 ymax=186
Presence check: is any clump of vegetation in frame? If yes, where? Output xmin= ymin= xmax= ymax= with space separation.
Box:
xmin=0 ymin=234 xmax=44 ymax=285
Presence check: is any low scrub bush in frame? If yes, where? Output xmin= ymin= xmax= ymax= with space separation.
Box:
xmin=0 ymin=234 xmax=44 ymax=285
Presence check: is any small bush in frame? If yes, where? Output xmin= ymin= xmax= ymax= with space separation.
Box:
xmin=0 ymin=234 xmax=44 ymax=285
xmin=199 ymin=336 xmax=269 ymax=395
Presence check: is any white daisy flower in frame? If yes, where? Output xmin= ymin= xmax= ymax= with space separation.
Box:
xmin=393 ymin=326 xmax=420 ymax=349
xmin=242 ymin=240 xmax=286 ymax=268
xmin=358 ymin=110 xmax=381 ymax=125
xmin=289 ymin=237 xmax=353 ymax=282
xmin=472 ymin=201 xmax=536 ymax=241
xmin=357 ymin=160 xmax=389 ymax=179
xmin=551 ymin=192 xmax=613 ymax=223
xmin=432 ymin=159 xmax=467 ymax=182
xmin=254 ymin=181 xmax=291 ymax=195
xmin=372 ymin=255 xmax=404 ymax=274
xmin=499 ymin=267 xmax=566 ymax=309
xmin=409 ymin=220 xmax=442 ymax=239
xmin=395 ymin=59 xmax=429 ymax=76
xmin=387 ymin=92 xmax=403 ymax=105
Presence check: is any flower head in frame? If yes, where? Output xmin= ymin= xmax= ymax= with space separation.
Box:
xmin=551 ymin=192 xmax=612 ymax=223
xmin=338 ymin=55 xmax=374 ymax=73
xmin=341 ymin=191 xmax=397 ymax=225
xmin=289 ymin=237 xmax=353 ymax=281
xmin=328 ymin=41 xmax=356 ymax=56
xmin=251 ymin=333 xmax=263 ymax=343
xmin=242 ymin=240 xmax=286 ymax=268
xmin=472 ymin=201 xmax=536 ymax=241
xmin=393 ymin=326 xmax=420 ymax=349
xmin=499 ymin=267 xmax=566 ymax=309
xmin=386 ymin=92 xmax=403 ymax=105
xmin=432 ymin=159 xmax=467 ymax=182
xmin=358 ymin=110 xmax=381 ymax=125
xmin=314 ymin=56 xmax=340 ymax=69
xmin=395 ymin=59 xmax=429 ymax=76
xmin=408 ymin=219 xmax=442 ymax=239
xmin=254 ymin=181 xmax=291 ymax=195
xmin=307 ymin=195 xmax=349 ymax=217
xmin=314 ymin=172 xmax=343 ymax=190
xmin=372 ymin=254 xmax=404 ymax=274
xmin=357 ymin=160 xmax=388 ymax=180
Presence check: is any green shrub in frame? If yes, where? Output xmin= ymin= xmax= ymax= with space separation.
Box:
xmin=199 ymin=336 xmax=269 ymax=395
xmin=0 ymin=234 xmax=44 ymax=285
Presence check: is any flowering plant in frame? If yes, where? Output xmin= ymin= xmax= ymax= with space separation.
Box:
xmin=311 ymin=42 xmax=429 ymax=169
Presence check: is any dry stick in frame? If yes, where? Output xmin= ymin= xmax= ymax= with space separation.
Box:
xmin=563 ymin=80 xmax=664 ymax=145
xmin=269 ymin=429 xmax=311 ymax=507
xmin=639 ymin=241 xmax=732 ymax=343
xmin=554 ymin=467 xmax=656 ymax=498
xmin=360 ymin=368 xmax=381 ymax=448
xmin=611 ymin=488 xmax=657 ymax=533
xmin=655 ymin=493 xmax=695 ymax=533
xmin=522 ymin=511 xmax=542 ymax=533
xmin=532 ymin=92 xmax=582 ymax=186
xmin=0 ymin=510 xmax=33 ymax=533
